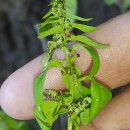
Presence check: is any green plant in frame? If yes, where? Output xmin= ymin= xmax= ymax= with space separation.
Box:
xmin=0 ymin=110 xmax=30 ymax=130
xmin=104 ymin=0 xmax=130 ymax=12
xmin=34 ymin=0 xmax=112 ymax=130
xmin=104 ymin=0 xmax=116 ymax=5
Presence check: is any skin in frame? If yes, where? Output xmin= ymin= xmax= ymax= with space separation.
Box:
xmin=0 ymin=11 xmax=130 ymax=130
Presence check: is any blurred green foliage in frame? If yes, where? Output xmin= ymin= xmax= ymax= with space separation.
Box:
xmin=0 ymin=110 xmax=30 ymax=130
xmin=104 ymin=0 xmax=116 ymax=5
xmin=104 ymin=0 xmax=130 ymax=12
xmin=121 ymin=0 xmax=130 ymax=12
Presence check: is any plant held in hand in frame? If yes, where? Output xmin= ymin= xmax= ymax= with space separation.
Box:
xmin=34 ymin=0 xmax=112 ymax=130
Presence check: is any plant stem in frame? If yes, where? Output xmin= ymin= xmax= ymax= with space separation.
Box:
xmin=68 ymin=117 xmax=73 ymax=130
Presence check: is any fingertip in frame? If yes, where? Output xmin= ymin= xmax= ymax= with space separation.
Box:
xmin=0 ymin=73 xmax=35 ymax=120
xmin=0 ymin=55 xmax=44 ymax=120
xmin=0 ymin=53 xmax=66 ymax=120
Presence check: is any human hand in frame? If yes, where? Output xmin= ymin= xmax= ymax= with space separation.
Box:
xmin=0 ymin=12 xmax=130 ymax=130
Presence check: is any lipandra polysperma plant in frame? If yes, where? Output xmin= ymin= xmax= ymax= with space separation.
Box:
xmin=34 ymin=0 xmax=112 ymax=130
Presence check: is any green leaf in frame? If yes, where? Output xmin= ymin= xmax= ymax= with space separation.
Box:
xmin=70 ymin=35 xmax=109 ymax=49
xmin=80 ymin=86 xmax=90 ymax=96
xmin=63 ymin=93 xmax=73 ymax=103
xmin=62 ymin=92 xmax=73 ymax=104
xmin=34 ymin=70 xmax=47 ymax=106
xmin=42 ymin=11 xmax=52 ymax=19
xmin=36 ymin=118 xmax=50 ymax=130
xmin=57 ymin=108 xmax=69 ymax=115
xmin=44 ymin=16 xmax=57 ymax=23
xmin=62 ymin=74 xmax=74 ymax=91
xmin=72 ymin=118 xmax=80 ymax=130
xmin=34 ymin=107 xmax=50 ymax=130
xmin=42 ymin=53 xmax=50 ymax=69
xmin=80 ymin=109 xmax=89 ymax=125
xmin=75 ymin=65 xmax=82 ymax=76
xmin=86 ymin=47 xmax=100 ymax=78
xmin=34 ymin=107 xmax=45 ymax=123
xmin=39 ymin=24 xmax=53 ymax=33
xmin=73 ymin=83 xmax=90 ymax=100
xmin=73 ymin=82 xmax=83 ymax=100
xmin=71 ymin=23 xmax=97 ymax=33
xmin=67 ymin=14 xmax=92 ymax=22
xmin=62 ymin=74 xmax=85 ymax=100
xmin=89 ymin=78 xmax=112 ymax=122
xmin=38 ymin=25 xmax=63 ymax=38
xmin=65 ymin=0 xmax=77 ymax=23
xmin=35 ymin=109 xmax=51 ymax=130
xmin=47 ymin=58 xmax=63 ymax=70
xmin=72 ymin=45 xmax=100 ymax=79
xmin=41 ymin=100 xmax=62 ymax=127
xmin=70 ymin=113 xmax=80 ymax=130
xmin=38 ymin=20 xmax=59 ymax=27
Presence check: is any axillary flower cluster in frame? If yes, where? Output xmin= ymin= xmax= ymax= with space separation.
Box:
xmin=34 ymin=0 xmax=112 ymax=130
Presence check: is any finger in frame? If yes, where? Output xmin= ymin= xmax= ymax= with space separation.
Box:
xmin=87 ymin=11 xmax=130 ymax=89
xmin=0 ymin=53 xmax=67 ymax=120
xmin=0 ymin=12 xmax=130 ymax=120
xmin=80 ymin=86 xmax=130 ymax=130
